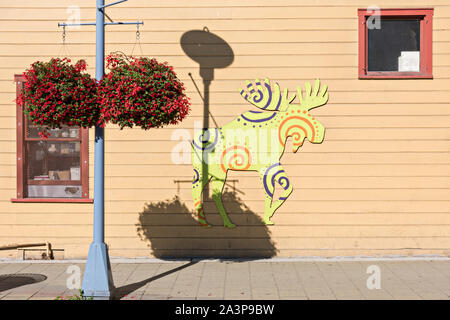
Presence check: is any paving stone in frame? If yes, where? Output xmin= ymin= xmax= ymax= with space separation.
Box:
xmin=168 ymin=296 xmax=196 ymax=300
xmin=282 ymin=295 xmax=308 ymax=300
xmin=144 ymin=263 xmax=189 ymax=298
xmin=115 ymin=263 xmax=162 ymax=297
xmin=0 ymin=263 xmax=31 ymax=274
xmin=316 ymin=262 xmax=364 ymax=300
xmin=428 ymin=261 xmax=450 ymax=279
xmin=251 ymin=287 xmax=279 ymax=299
xmin=197 ymin=286 xmax=224 ymax=298
xmin=199 ymin=262 xmax=226 ymax=293
xmin=28 ymin=296 xmax=57 ymax=300
xmin=374 ymin=262 xmax=422 ymax=300
xmin=272 ymin=262 xmax=307 ymax=299
xmin=120 ymin=291 xmax=144 ymax=300
xmin=31 ymin=285 xmax=66 ymax=297
xmin=170 ymin=263 xmax=204 ymax=298
xmin=382 ymin=261 xmax=448 ymax=300
xmin=278 ymin=288 xmax=308 ymax=299
xmin=410 ymin=261 xmax=450 ymax=298
xmin=140 ymin=294 xmax=168 ymax=300
xmin=1 ymin=292 xmax=34 ymax=300
xmin=294 ymin=262 xmax=336 ymax=300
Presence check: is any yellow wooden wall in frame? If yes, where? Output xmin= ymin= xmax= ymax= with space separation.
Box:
xmin=1 ymin=0 xmax=450 ymax=259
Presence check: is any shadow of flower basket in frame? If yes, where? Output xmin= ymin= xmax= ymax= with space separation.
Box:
xmin=136 ymin=190 xmax=277 ymax=259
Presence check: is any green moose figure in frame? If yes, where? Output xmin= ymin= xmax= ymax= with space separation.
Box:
xmin=191 ymin=78 xmax=328 ymax=228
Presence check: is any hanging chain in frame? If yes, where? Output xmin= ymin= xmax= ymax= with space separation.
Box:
xmin=131 ymin=23 xmax=144 ymax=56
xmin=136 ymin=24 xmax=140 ymax=41
xmin=58 ymin=25 xmax=69 ymax=58
xmin=62 ymin=25 xmax=66 ymax=45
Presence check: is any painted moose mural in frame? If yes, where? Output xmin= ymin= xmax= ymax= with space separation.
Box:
xmin=191 ymin=78 xmax=328 ymax=228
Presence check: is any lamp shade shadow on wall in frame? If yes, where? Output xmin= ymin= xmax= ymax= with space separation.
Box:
xmin=180 ymin=27 xmax=234 ymax=82
xmin=136 ymin=191 xmax=277 ymax=259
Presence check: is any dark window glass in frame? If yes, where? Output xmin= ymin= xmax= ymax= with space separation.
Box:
xmin=26 ymin=140 xmax=82 ymax=198
xmin=23 ymin=114 xmax=84 ymax=198
xmin=27 ymin=141 xmax=81 ymax=182
xmin=367 ymin=19 xmax=421 ymax=72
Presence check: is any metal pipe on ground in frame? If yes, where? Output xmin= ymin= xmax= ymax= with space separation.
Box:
xmin=0 ymin=243 xmax=48 ymax=250
xmin=0 ymin=242 xmax=53 ymax=260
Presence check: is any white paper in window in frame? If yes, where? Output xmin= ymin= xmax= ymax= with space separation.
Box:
xmin=70 ymin=167 xmax=80 ymax=180
xmin=398 ymin=51 xmax=420 ymax=72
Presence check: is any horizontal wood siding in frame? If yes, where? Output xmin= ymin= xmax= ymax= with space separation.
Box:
xmin=0 ymin=0 xmax=449 ymax=258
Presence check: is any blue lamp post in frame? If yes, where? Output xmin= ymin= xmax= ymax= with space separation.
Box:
xmin=58 ymin=0 xmax=143 ymax=299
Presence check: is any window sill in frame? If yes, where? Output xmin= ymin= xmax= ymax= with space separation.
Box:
xmin=359 ymin=72 xmax=433 ymax=79
xmin=11 ymin=198 xmax=93 ymax=203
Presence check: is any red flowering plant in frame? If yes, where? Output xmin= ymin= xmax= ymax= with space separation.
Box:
xmin=17 ymin=58 xmax=100 ymax=138
xmin=98 ymin=52 xmax=190 ymax=129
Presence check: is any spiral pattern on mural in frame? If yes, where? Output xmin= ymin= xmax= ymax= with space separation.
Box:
xmin=220 ymin=146 xmax=252 ymax=173
xmin=263 ymin=163 xmax=290 ymax=198
xmin=240 ymin=79 xmax=283 ymax=111
xmin=192 ymin=128 xmax=219 ymax=151
xmin=192 ymin=168 xmax=200 ymax=185
xmin=247 ymin=81 xmax=264 ymax=104
xmin=278 ymin=115 xmax=316 ymax=147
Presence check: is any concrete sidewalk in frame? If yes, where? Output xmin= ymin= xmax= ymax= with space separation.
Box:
xmin=0 ymin=258 xmax=449 ymax=300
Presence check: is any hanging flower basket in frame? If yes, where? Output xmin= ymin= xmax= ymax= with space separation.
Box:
xmin=98 ymin=52 xmax=190 ymax=130
xmin=17 ymin=58 xmax=100 ymax=137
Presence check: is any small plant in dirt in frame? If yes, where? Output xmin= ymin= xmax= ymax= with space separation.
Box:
xmin=55 ymin=289 xmax=93 ymax=300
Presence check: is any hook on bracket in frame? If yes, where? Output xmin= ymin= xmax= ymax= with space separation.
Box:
xmin=62 ymin=25 xmax=66 ymax=44
xmin=136 ymin=23 xmax=140 ymax=40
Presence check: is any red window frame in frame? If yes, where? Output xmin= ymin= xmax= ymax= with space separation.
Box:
xmin=358 ymin=8 xmax=433 ymax=79
xmin=12 ymin=74 xmax=93 ymax=203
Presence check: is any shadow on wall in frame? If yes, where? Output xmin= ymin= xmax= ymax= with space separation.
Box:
xmin=136 ymin=190 xmax=277 ymax=259
xmin=180 ymin=28 xmax=234 ymax=200
xmin=180 ymin=27 xmax=234 ymax=82
xmin=135 ymin=29 xmax=276 ymax=259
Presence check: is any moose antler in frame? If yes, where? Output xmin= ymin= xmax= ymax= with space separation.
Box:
xmin=239 ymin=78 xmax=295 ymax=112
xmin=297 ymin=79 xmax=328 ymax=111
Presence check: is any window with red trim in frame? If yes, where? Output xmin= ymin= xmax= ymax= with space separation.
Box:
xmin=358 ymin=8 xmax=433 ymax=79
xmin=12 ymin=74 xmax=92 ymax=203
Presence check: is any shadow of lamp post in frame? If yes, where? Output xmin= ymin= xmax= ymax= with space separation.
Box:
xmin=180 ymin=27 xmax=234 ymax=199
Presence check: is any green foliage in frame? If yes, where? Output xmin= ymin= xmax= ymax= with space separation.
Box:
xmin=55 ymin=289 xmax=93 ymax=300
